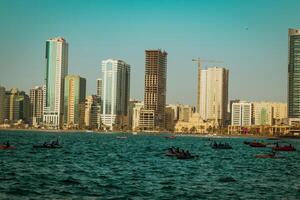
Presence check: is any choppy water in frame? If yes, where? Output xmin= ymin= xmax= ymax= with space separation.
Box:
xmin=0 ymin=130 xmax=300 ymax=200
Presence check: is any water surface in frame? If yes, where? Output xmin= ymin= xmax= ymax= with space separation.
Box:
xmin=0 ymin=130 xmax=299 ymax=199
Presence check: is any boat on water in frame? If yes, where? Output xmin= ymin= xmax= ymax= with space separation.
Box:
xmin=0 ymin=145 xmax=16 ymax=150
xmin=211 ymin=142 xmax=232 ymax=149
xmin=116 ymin=136 xmax=127 ymax=139
xmin=132 ymin=132 xmax=138 ymax=135
xmin=249 ymin=142 xmax=266 ymax=147
xmin=33 ymin=139 xmax=62 ymax=149
xmin=165 ymin=147 xmax=197 ymax=159
xmin=165 ymin=135 xmax=176 ymax=139
xmin=255 ymin=154 xmax=281 ymax=159
xmin=33 ymin=145 xmax=62 ymax=149
xmin=272 ymin=145 xmax=296 ymax=151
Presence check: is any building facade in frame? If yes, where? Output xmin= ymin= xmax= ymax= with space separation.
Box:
xmin=288 ymin=28 xmax=300 ymax=119
xmin=101 ymin=59 xmax=130 ymax=130
xmin=142 ymin=49 xmax=167 ymax=130
xmin=43 ymin=37 xmax=68 ymax=129
xmin=64 ymin=75 xmax=86 ymax=129
xmin=231 ymin=101 xmax=252 ymax=126
xmin=253 ymin=102 xmax=273 ymax=126
xmin=131 ymin=101 xmax=144 ymax=131
xmin=5 ymin=88 xmax=30 ymax=124
xmin=128 ymin=100 xmax=142 ymax=130
xmin=96 ymin=78 xmax=103 ymax=99
xmin=199 ymin=67 xmax=229 ymax=126
xmin=84 ymin=95 xmax=101 ymax=129
xmin=30 ymin=86 xmax=44 ymax=127
xmin=0 ymin=86 xmax=5 ymax=124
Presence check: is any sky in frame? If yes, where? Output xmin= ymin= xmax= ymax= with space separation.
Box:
xmin=0 ymin=0 xmax=299 ymax=106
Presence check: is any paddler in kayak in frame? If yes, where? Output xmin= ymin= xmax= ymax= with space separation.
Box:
xmin=5 ymin=141 xmax=10 ymax=147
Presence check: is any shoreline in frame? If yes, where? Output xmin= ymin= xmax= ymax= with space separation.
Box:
xmin=1 ymin=127 xmax=299 ymax=139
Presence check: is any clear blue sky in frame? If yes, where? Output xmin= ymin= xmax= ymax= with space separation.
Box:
xmin=0 ymin=0 xmax=299 ymax=105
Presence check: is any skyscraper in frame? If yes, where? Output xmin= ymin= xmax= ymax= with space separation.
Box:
xmin=0 ymin=86 xmax=5 ymax=124
xmin=43 ymin=37 xmax=68 ymax=129
xmin=64 ymin=75 xmax=86 ymax=129
xmin=30 ymin=86 xmax=44 ymax=127
xmin=288 ymin=28 xmax=300 ymax=119
xmin=101 ymin=59 xmax=130 ymax=130
xmin=199 ymin=67 xmax=229 ymax=126
xmin=141 ymin=49 xmax=167 ymax=130
xmin=96 ymin=78 xmax=103 ymax=98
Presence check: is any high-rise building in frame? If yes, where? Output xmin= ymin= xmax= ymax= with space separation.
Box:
xmin=5 ymin=88 xmax=30 ymax=124
xmin=288 ymin=29 xmax=300 ymax=119
xmin=84 ymin=95 xmax=101 ymax=129
xmin=0 ymin=86 xmax=5 ymax=124
xmin=199 ymin=67 xmax=229 ymax=126
xmin=64 ymin=75 xmax=86 ymax=129
xmin=30 ymin=86 xmax=44 ymax=127
xmin=101 ymin=59 xmax=130 ymax=130
xmin=43 ymin=37 xmax=68 ymax=129
xmin=96 ymin=78 xmax=103 ymax=98
xmin=231 ymin=101 xmax=252 ymax=126
xmin=142 ymin=49 xmax=167 ymax=130
xmin=253 ymin=102 xmax=273 ymax=126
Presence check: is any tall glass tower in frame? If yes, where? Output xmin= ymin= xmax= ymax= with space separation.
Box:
xmin=43 ymin=37 xmax=68 ymax=129
xmin=101 ymin=59 xmax=130 ymax=130
xmin=288 ymin=29 xmax=300 ymax=118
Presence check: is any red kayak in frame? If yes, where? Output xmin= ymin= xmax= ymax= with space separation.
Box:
xmin=249 ymin=142 xmax=266 ymax=147
xmin=255 ymin=154 xmax=281 ymax=159
xmin=0 ymin=145 xmax=16 ymax=150
xmin=272 ymin=145 xmax=296 ymax=151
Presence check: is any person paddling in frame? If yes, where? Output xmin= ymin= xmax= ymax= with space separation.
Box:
xmin=6 ymin=141 xmax=10 ymax=147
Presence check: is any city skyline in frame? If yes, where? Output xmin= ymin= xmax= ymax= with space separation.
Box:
xmin=1 ymin=0 xmax=300 ymax=106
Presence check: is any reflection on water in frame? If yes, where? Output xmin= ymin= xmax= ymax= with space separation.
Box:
xmin=0 ymin=130 xmax=299 ymax=199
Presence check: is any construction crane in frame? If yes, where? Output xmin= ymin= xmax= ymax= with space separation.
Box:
xmin=192 ymin=58 xmax=223 ymax=126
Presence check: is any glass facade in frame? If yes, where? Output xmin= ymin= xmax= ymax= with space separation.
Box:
xmin=43 ymin=37 xmax=68 ymax=129
xmin=288 ymin=29 xmax=300 ymax=118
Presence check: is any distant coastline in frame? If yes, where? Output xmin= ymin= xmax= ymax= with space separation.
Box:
xmin=1 ymin=127 xmax=299 ymax=139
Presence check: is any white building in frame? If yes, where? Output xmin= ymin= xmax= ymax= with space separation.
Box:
xmin=43 ymin=37 xmax=68 ymax=129
xmin=132 ymin=102 xmax=144 ymax=131
xmin=101 ymin=59 xmax=130 ymax=130
xmin=231 ymin=101 xmax=252 ymax=126
xmin=199 ymin=67 xmax=229 ymax=126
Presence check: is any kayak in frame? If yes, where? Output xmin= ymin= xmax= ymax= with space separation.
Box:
xmin=116 ymin=136 xmax=127 ymax=139
xmin=249 ymin=142 xmax=266 ymax=147
xmin=272 ymin=146 xmax=296 ymax=151
xmin=33 ymin=144 xmax=62 ymax=149
xmin=255 ymin=154 xmax=282 ymax=159
xmin=0 ymin=145 xmax=16 ymax=150
xmin=177 ymin=155 xmax=196 ymax=160
xmin=165 ymin=136 xmax=176 ymax=139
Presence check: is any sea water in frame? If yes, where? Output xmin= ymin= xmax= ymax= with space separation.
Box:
xmin=0 ymin=130 xmax=299 ymax=199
